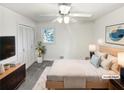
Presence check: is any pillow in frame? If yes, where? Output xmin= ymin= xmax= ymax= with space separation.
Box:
xmin=111 ymin=61 xmax=120 ymax=73
xmin=95 ymin=51 xmax=107 ymax=59
xmin=101 ymin=59 xmax=112 ymax=70
xmin=107 ymin=55 xmax=117 ymax=62
xmin=90 ymin=55 xmax=101 ymax=68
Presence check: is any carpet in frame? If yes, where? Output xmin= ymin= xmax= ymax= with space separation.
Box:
xmin=32 ymin=67 xmax=51 ymax=90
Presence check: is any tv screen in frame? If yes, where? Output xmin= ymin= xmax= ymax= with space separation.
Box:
xmin=0 ymin=36 xmax=15 ymax=61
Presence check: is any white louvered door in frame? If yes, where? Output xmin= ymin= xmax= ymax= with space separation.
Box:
xmin=17 ymin=24 xmax=35 ymax=68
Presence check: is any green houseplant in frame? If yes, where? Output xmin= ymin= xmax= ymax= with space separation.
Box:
xmin=36 ymin=41 xmax=46 ymax=63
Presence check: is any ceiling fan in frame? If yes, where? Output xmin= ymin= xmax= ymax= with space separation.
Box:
xmin=40 ymin=3 xmax=92 ymax=24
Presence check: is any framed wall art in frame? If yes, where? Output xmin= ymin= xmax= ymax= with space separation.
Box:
xmin=105 ymin=23 xmax=124 ymax=45
xmin=42 ymin=27 xmax=55 ymax=44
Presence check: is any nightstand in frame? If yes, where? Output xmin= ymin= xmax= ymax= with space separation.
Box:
xmin=109 ymin=79 xmax=124 ymax=90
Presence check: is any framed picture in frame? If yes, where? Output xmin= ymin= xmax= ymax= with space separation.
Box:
xmin=105 ymin=23 xmax=124 ymax=45
xmin=42 ymin=27 xmax=55 ymax=44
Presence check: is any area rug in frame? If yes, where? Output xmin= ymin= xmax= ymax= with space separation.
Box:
xmin=32 ymin=67 xmax=51 ymax=90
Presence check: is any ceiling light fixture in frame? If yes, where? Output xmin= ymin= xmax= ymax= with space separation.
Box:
xmin=64 ymin=16 xmax=70 ymax=24
xmin=57 ymin=17 xmax=63 ymax=23
xmin=59 ymin=4 xmax=71 ymax=15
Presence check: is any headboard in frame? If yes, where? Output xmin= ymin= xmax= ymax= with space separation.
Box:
xmin=99 ymin=45 xmax=124 ymax=57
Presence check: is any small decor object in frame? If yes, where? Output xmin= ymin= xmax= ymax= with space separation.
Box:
xmin=89 ymin=44 xmax=96 ymax=58
xmin=42 ymin=27 xmax=55 ymax=44
xmin=36 ymin=41 xmax=46 ymax=63
xmin=10 ymin=63 xmax=17 ymax=67
xmin=0 ymin=64 xmax=5 ymax=74
xmin=106 ymin=23 xmax=124 ymax=45
xmin=4 ymin=64 xmax=10 ymax=70
xmin=118 ymin=52 xmax=124 ymax=80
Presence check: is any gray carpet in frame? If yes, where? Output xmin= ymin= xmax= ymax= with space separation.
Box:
xmin=18 ymin=61 xmax=53 ymax=90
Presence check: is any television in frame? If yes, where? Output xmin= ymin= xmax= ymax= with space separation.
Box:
xmin=0 ymin=36 xmax=15 ymax=61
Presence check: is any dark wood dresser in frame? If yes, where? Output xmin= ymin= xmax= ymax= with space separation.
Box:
xmin=109 ymin=79 xmax=124 ymax=90
xmin=0 ymin=64 xmax=26 ymax=90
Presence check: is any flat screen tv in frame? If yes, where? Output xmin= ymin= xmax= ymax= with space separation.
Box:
xmin=0 ymin=36 xmax=15 ymax=61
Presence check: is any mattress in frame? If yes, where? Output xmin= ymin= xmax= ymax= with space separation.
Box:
xmin=47 ymin=59 xmax=117 ymax=82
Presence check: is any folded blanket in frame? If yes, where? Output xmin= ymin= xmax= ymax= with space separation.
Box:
xmin=64 ymin=76 xmax=86 ymax=88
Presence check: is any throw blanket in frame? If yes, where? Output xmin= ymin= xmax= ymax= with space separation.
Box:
xmin=64 ymin=76 xmax=86 ymax=88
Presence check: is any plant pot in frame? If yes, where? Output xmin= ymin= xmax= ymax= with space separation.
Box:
xmin=4 ymin=65 xmax=10 ymax=70
xmin=37 ymin=57 xmax=43 ymax=63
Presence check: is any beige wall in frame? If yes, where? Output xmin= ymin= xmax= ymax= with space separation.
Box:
xmin=0 ymin=5 xmax=36 ymax=64
xmin=94 ymin=6 xmax=124 ymax=48
xmin=36 ymin=21 xmax=94 ymax=60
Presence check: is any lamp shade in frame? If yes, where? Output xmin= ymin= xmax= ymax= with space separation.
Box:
xmin=97 ymin=39 xmax=104 ymax=45
xmin=89 ymin=44 xmax=96 ymax=52
xmin=118 ymin=52 xmax=124 ymax=67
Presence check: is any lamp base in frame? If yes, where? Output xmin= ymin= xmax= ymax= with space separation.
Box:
xmin=120 ymin=67 xmax=124 ymax=81
xmin=90 ymin=52 xmax=95 ymax=59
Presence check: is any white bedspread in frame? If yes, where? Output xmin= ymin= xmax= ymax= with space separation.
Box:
xmin=47 ymin=59 xmax=117 ymax=88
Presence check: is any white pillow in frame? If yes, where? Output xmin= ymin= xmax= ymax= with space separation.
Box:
xmin=95 ymin=51 xmax=107 ymax=58
xmin=107 ymin=55 xmax=117 ymax=62
xmin=101 ymin=59 xmax=112 ymax=70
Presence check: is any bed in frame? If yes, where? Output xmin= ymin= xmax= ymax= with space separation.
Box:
xmin=46 ymin=46 xmax=122 ymax=89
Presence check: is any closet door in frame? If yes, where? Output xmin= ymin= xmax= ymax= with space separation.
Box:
xmin=28 ymin=27 xmax=35 ymax=66
xmin=17 ymin=25 xmax=35 ymax=68
xmin=22 ymin=27 xmax=29 ymax=67
xmin=17 ymin=25 xmax=24 ymax=63
xmin=30 ymin=28 xmax=35 ymax=63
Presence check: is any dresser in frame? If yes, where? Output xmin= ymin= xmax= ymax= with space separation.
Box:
xmin=0 ymin=64 xmax=26 ymax=90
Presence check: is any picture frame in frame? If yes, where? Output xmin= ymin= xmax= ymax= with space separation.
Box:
xmin=105 ymin=23 xmax=124 ymax=45
xmin=42 ymin=27 xmax=55 ymax=44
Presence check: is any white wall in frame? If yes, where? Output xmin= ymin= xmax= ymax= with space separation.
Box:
xmin=94 ymin=6 xmax=124 ymax=48
xmin=0 ymin=5 xmax=36 ymax=64
xmin=37 ymin=21 xmax=94 ymax=60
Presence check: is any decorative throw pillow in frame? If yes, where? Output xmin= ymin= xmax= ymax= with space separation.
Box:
xmin=111 ymin=61 xmax=120 ymax=73
xmin=107 ymin=55 xmax=117 ymax=62
xmin=95 ymin=51 xmax=107 ymax=59
xmin=90 ymin=55 xmax=101 ymax=68
xmin=101 ymin=59 xmax=112 ymax=70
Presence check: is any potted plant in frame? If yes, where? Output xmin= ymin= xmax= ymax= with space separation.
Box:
xmin=35 ymin=41 xmax=46 ymax=63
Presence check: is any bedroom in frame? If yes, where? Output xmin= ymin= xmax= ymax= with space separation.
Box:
xmin=0 ymin=1 xmax=124 ymax=91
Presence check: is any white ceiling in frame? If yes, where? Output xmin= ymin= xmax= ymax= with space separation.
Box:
xmin=1 ymin=3 xmax=124 ymax=23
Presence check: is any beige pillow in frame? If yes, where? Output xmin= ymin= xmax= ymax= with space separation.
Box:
xmin=101 ymin=59 xmax=112 ymax=70
xmin=111 ymin=61 xmax=120 ymax=73
xmin=107 ymin=55 xmax=117 ymax=62
xmin=95 ymin=51 xmax=107 ymax=58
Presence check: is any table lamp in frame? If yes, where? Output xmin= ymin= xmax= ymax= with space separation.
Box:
xmin=89 ymin=44 xmax=96 ymax=58
xmin=118 ymin=52 xmax=124 ymax=80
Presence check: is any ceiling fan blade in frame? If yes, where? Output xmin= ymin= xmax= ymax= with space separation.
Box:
xmin=40 ymin=14 xmax=59 ymax=17
xmin=69 ymin=13 xmax=92 ymax=17
xmin=51 ymin=18 xmax=57 ymax=23
xmin=70 ymin=18 xmax=78 ymax=23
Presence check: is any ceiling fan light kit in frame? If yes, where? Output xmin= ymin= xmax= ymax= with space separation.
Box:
xmin=59 ymin=5 xmax=71 ymax=15
xmin=56 ymin=16 xmax=70 ymax=24
xmin=40 ymin=3 xmax=93 ymax=24
xmin=64 ymin=16 xmax=70 ymax=24
xmin=57 ymin=17 xmax=63 ymax=23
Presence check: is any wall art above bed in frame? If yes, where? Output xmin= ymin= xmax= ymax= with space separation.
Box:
xmin=105 ymin=23 xmax=124 ymax=45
